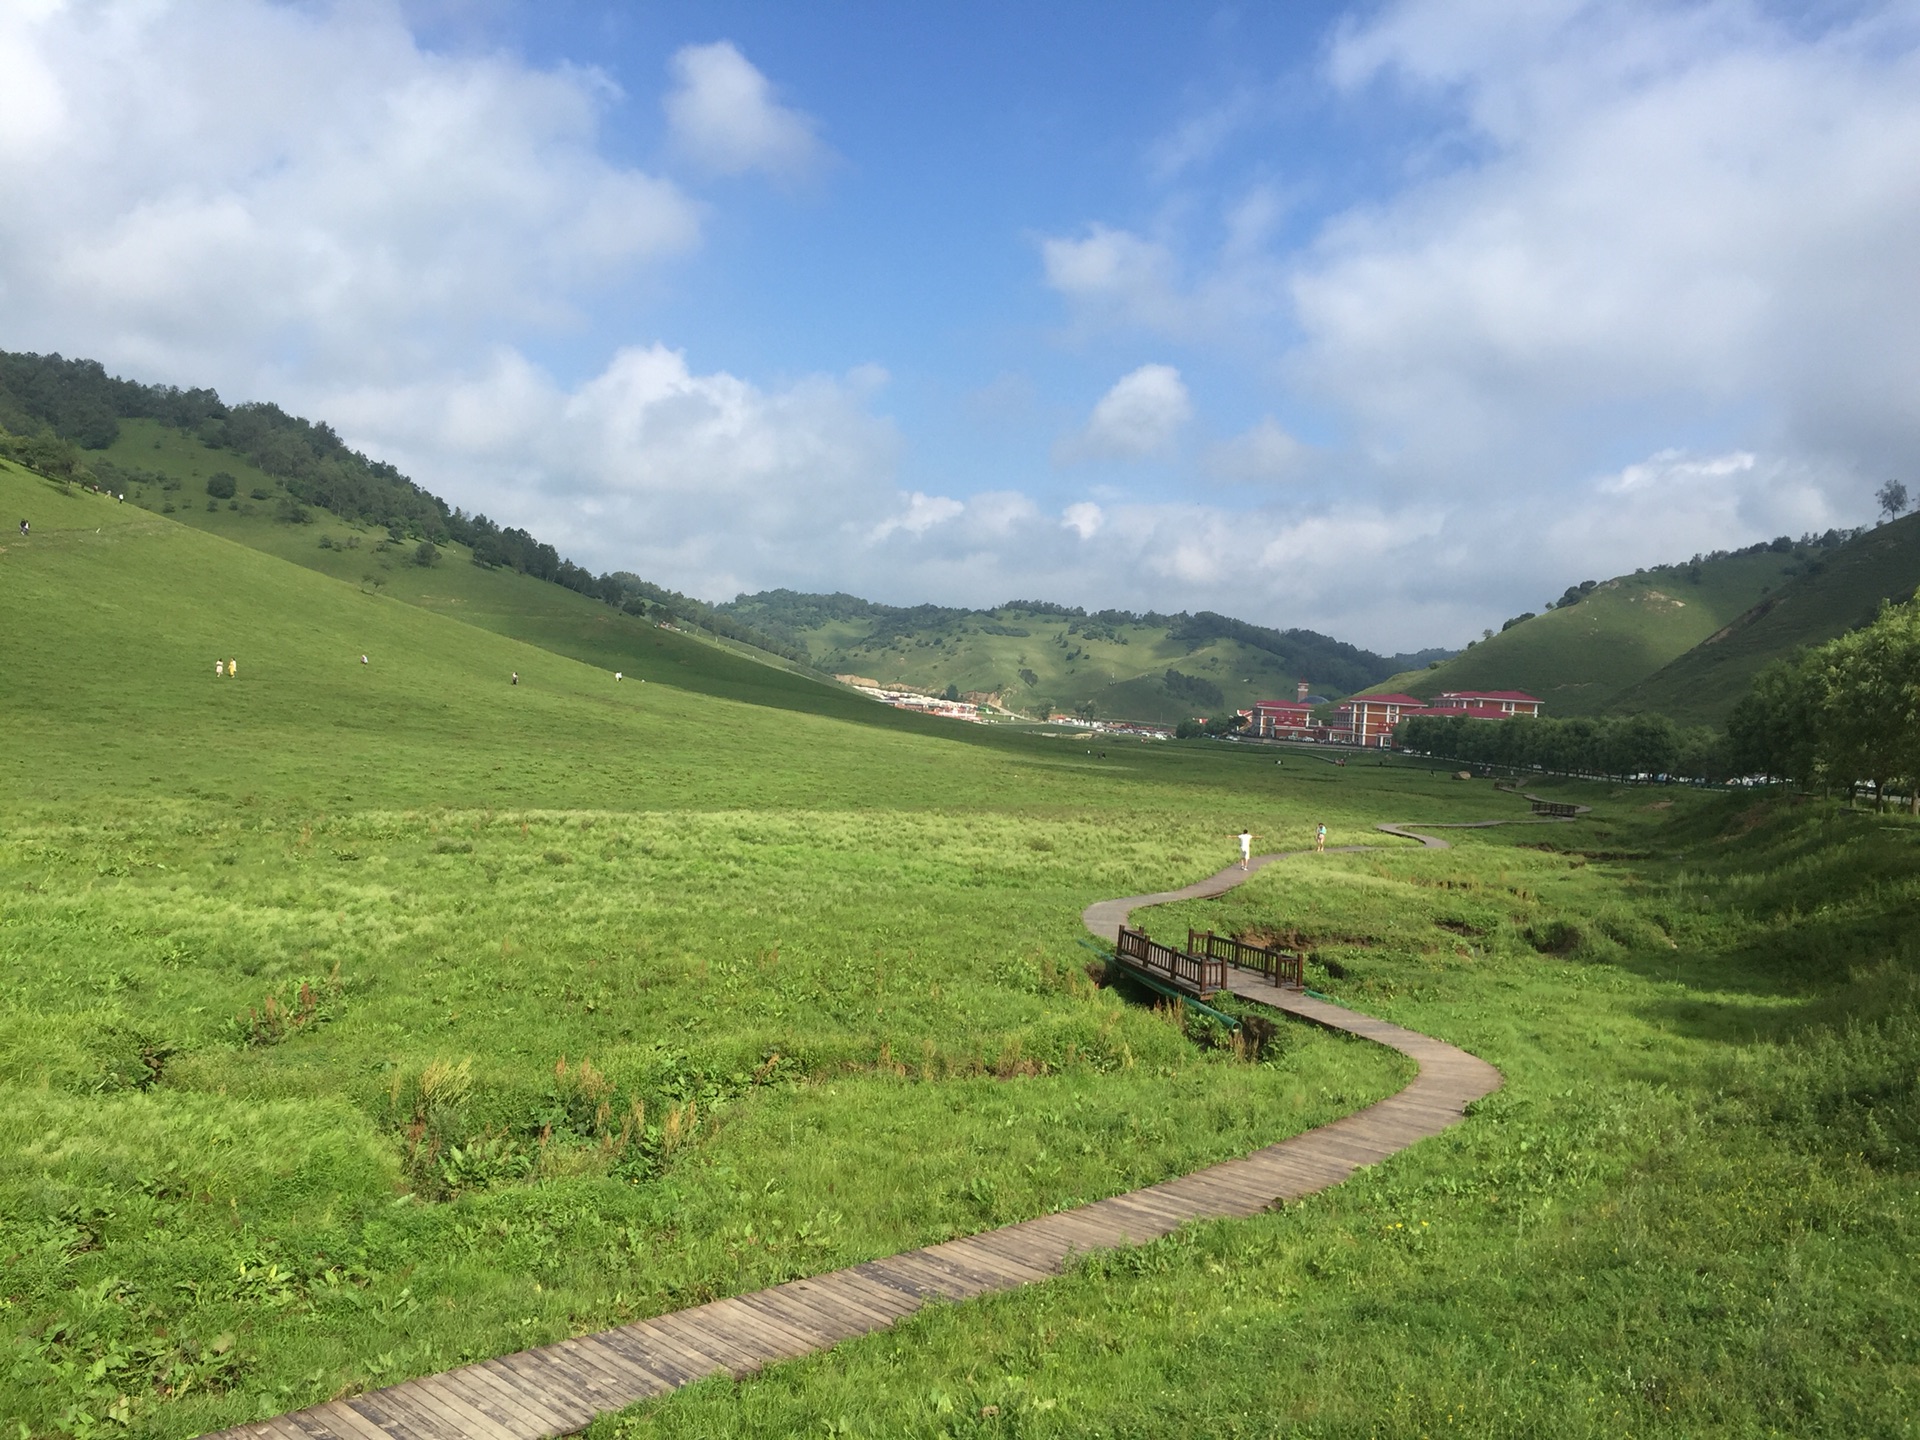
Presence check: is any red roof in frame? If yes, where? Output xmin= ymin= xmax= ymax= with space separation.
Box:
xmin=1438 ymin=690 xmax=1541 ymax=704
xmin=1347 ymin=693 xmax=1427 ymax=707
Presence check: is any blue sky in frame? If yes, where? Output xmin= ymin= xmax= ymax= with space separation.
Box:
xmin=3 ymin=1 xmax=1918 ymax=649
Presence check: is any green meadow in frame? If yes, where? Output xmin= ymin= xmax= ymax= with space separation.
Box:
xmin=5 ymin=462 xmax=1918 ymax=1437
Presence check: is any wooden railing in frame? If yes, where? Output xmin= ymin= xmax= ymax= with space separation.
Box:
xmin=1530 ymin=800 xmax=1580 ymax=818
xmin=1113 ymin=926 xmax=1225 ymax=998
xmin=1188 ymin=928 xmax=1304 ymax=989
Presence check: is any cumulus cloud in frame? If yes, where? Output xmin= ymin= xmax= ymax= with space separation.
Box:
xmin=664 ymin=40 xmax=826 ymax=180
xmin=1062 ymin=501 xmax=1105 ymax=539
xmin=1204 ymin=418 xmax=1307 ymax=483
xmin=322 ymin=343 xmax=903 ymax=600
xmin=1059 ymin=364 xmax=1192 ymax=463
xmin=0 ymin=0 xmax=703 ymax=388
xmin=1300 ymin=0 xmax=1920 ymax=493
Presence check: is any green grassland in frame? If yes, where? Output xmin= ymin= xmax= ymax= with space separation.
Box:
xmin=7 ymin=460 xmax=1919 ymax=1438
xmin=3 ymin=463 xmax=1433 ymax=1437
xmin=597 ymin=801 xmax=1920 ymax=1439
xmin=1616 ymin=511 xmax=1920 ymax=727
xmin=92 ymin=420 xmax=932 ymax=731
xmin=1370 ymin=551 xmax=1806 ymax=715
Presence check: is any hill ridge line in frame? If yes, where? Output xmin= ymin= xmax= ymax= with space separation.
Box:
xmin=204 ymin=813 xmax=1536 ymax=1440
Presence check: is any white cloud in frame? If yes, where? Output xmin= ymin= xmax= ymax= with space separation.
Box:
xmin=0 ymin=0 xmax=700 ymax=386
xmin=322 ymin=343 xmax=903 ymax=602
xmin=1059 ymin=364 xmax=1192 ymax=463
xmin=1204 ymin=418 xmax=1306 ymax=483
xmin=1062 ymin=501 xmax=1105 ymax=539
xmin=869 ymin=492 xmax=965 ymax=543
xmin=664 ymin=40 xmax=826 ymax=181
xmin=1297 ymin=0 xmax=1920 ymax=492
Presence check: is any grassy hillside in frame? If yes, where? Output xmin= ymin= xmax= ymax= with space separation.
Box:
xmin=1615 ymin=510 xmax=1920 ymax=726
xmin=7 ymin=457 xmax=1919 ymax=1437
xmin=90 ymin=418 xmax=949 ymax=732
xmin=719 ymin=590 xmax=1450 ymax=724
xmin=1367 ymin=548 xmax=1818 ymax=715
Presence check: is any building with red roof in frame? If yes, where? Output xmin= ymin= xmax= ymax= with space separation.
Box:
xmin=1430 ymin=690 xmax=1543 ymax=717
xmin=1333 ymin=693 xmax=1430 ymax=748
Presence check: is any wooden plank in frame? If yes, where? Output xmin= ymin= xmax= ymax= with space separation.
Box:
xmin=653 ymin=1312 xmax=768 ymax=1375
xmin=501 ymin=1347 xmax=629 ymax=1409
xmin=552 ymin=1332 xmax=667 ymax=1396
xmin=441 ymin=1362 xmax=580 ymax=1434
xmin=697 ymin=1295 xmax=822 ymax=1359
xmin=849 ymin=1257 xmax=958 ymax=1304
xmin=959 ymin=1229 xmax=1069 ymax=1273
xmin=797 ymin=1268 xmax=925 ymax=1324
xmin=611 ymin=1318 xmax=731 ymax=1381
xmin=926 ymin=1238 xmax=1051 ymax=1284
xmin=736 ymin=1287 xmax=873 ymax=1347
xmin=408 ymin=1372 xmax=550 ymax=1440
xmin=563 ymin=1334 xmax=679 ymax=1398
xmin=591 ymin=1326 xmax=705 ymax=1389
xmin=349 ymin=1386 xmax=478 ymax=1440
xmin=874 ymin=1250 xmax=1002 ymax=1299
xmin=306 ymin=1401 xmax=409 ymax=1440
xmin=474 ymin=1356 xmax=599 ymax=1424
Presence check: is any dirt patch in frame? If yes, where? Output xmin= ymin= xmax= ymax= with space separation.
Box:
xmin=1435 ymin=918 xmax=1487 ymax=937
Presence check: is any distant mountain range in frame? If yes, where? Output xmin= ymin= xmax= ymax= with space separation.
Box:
xmin=8 ymin=345 xmax=1916 ymax=732
xmin=715 ymin=590 xmax=1452 ymax=725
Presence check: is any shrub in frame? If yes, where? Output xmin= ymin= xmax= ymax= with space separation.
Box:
xmin=412 ymin=540 xmax=441 ymax=567
xmin=205 ymin=472 xmax=236 ymax=499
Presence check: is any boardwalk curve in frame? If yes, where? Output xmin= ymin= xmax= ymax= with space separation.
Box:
xmin=210 ymin=804 xmax=1546 ymax=1440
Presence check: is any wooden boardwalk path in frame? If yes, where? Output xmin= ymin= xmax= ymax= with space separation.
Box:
xmin=209 ymin=821 xmax=1519 ymax=1440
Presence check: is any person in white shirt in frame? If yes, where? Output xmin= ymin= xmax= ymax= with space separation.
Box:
xmin=1236 ymin=829 xmax=1253 ymax=869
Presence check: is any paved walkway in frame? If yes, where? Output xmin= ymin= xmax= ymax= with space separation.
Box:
xmin=209 ymin=811 xmax=1543 ymax=1440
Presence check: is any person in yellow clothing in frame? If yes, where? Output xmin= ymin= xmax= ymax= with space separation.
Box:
xmin=229 ymin=658 xmax=238 ymax=679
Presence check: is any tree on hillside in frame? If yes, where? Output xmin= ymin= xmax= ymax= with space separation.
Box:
xmin=1876 ymin=480 xmax=1909 ymax=524
xmin=1725 ymin=597 xmax=1920 ymax=807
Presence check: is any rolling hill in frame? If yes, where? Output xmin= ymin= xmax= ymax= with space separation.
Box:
xmin=718 ymin=590 xmax=1451 ymax=725
xmin=1364 ymin=539 xmax=1851 ymax=716
xmin=3 ymin=348 xmax=1450 ymax=729
xmin=1612 ymin=509 xmax=1920 ymax=726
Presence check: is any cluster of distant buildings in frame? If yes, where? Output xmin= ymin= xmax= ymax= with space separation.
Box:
xmin=838 ymin=676 xmax=990 ymax=722
xmin=1252 ymin=683 xmax=1544 ymax=749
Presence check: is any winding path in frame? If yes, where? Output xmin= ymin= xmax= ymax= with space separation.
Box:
xmin=210 ymin=811 xmax=1551 ymax=1440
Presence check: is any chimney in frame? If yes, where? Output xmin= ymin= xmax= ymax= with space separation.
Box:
xmin=1296 ymin=680 xmax=1309 ymax=702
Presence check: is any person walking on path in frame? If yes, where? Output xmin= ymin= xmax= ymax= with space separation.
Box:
xmin=215 ymin=660 xmax=224 ymax=678
xmin=1316 ymin=823 xmax=1327 ymax=853
xmin=1236 ymin=828 xmax=1254 ymax=869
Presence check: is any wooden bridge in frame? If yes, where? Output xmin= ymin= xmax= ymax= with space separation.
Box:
xmin=204 ymin=822 xmax=1512 ymax=1440
xmin=1109 ymin=925 xmax=1304 ymax=1002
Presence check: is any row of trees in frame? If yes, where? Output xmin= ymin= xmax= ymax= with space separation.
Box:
xmin=1397 ymin=711 xmax=1727 ymax=781
xmin=1727 ymin=597 xmax=1920 ymax=806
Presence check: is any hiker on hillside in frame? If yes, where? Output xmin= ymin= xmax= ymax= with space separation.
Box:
xmin=360 ymin=654 xmax=369 ymax=665
xmin=229 ymin=659 xmax=238 ymax=679
xmin=215 ymin=660 xmax=224 ymax=678
xmin=511 ymin=672 xmax=518 ymax=685
xmin=1237 ymin=828 xmax=1253 ymax=869
xmin=17 ymin=520 xmax=27 ymax=537
xmin=1316 ymin=823 xmax=1327 ymax=853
